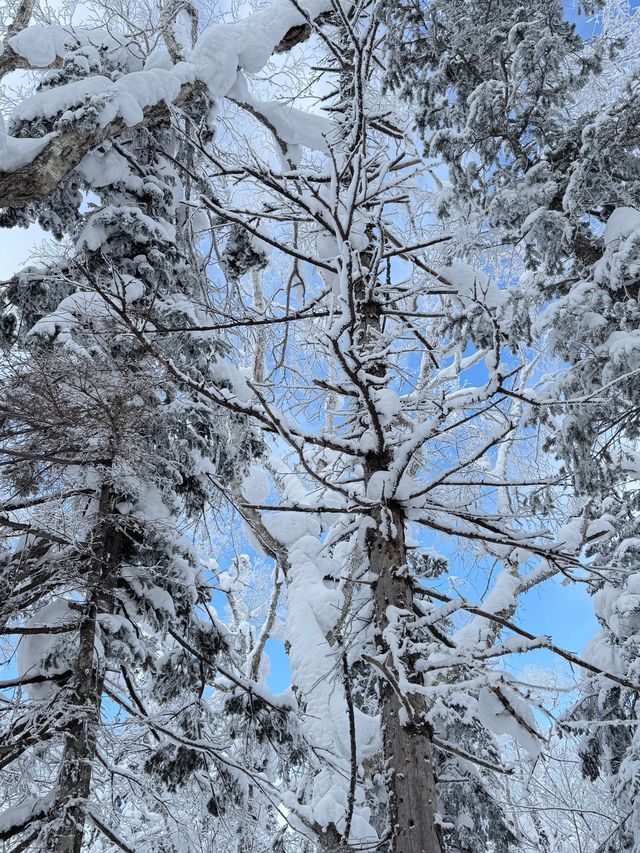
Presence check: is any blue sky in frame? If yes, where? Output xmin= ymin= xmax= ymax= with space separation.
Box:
xmin=566 ymin=0 xmax=640 ymax=29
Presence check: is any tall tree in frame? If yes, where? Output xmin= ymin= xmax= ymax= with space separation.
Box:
xmin=381 ymin=0 xmax=640 ymax=848
xmin=138 ymin=4 xmax=628 ymax=850
xmin=0 ymin=5 xmax=265 ymax=849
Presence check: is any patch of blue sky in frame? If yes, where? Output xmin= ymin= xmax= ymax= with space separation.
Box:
xmin=565 ymin=0 xmax=640 ymax=37
xmin=206 ymin=528 xmax=292 ymax=693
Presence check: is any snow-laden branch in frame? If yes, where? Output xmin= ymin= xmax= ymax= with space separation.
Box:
xmin=0 ymin=0 xmax=332 ymax=206
xmin=0 ymin=0 xmax=38 ymax=79
xmin=417 ymin=585 xmax=640 ymax=694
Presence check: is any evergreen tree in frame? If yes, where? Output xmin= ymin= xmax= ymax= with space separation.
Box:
xmin=0 ymin=12 xmax=261 ymax=850
xmin=381 ymin=0 xmax=640 ymax=848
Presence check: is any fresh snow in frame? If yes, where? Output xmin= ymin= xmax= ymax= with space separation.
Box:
xmin=0 ymin=131 xmax=55 ymax=173
xmin=7 ymin=25 xmax=77 ymax=66
xmin=604 ymin=206 xmax=640 ymax=246
xmin=16 ymin=599 xmax=77 ymax=699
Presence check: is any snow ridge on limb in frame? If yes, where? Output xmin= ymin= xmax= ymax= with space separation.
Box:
xmin=0 ymin=0 xmax=332 ymax=207
xmin=0 ymin=82 xmax=199 ymax=206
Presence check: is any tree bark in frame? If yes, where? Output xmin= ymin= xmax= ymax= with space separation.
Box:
xmin=353 ymin=211 xmax=442 ymax=849
xmin=369 ymin=502 xmax=443 ymax=853
xmin=49 ymin=484 xmax=122 ymax=853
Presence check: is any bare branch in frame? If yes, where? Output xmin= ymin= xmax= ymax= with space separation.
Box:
xmin=88 ymin=813 xmax=136 ymax=853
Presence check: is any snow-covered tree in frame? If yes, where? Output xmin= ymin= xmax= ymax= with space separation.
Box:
xmin=131 ymin=4 xmax=632 ymax=850
xmin=381 ymin=0 xmax=640 ymax=849
xmin=0 ymin=4 xmax=268 ymax=849
xmin=1 ymin=0 xmax=638 ymax=849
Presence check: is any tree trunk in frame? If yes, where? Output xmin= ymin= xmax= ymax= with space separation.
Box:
xmin=49 ymin=484 xmax=122 ymax=853
xmin=356 ymin=257 xmax=443 ymax=850
xmin=50 ymin=600 xmax=103 ymax=853
xmin=369 ymin=502 xmax=443 ymax=853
